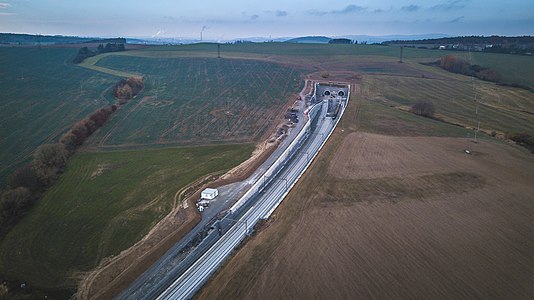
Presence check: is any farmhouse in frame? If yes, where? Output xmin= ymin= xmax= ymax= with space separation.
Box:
xmin=201 ymin=188 xmax=219 ymax=200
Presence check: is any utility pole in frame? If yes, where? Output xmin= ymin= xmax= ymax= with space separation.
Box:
xmin=474 ymin=97 xmax=480 ymax=143
xmin=468 ymin=49 xmax=480 ymax=144
xmin=399 ymin=46 xmax=404 ymax=63
xmin=224 ymin=217 xmax=248 ymax=235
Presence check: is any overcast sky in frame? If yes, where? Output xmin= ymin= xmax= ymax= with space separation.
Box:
xmin=0 ymin=0 xmax=533 ymax=39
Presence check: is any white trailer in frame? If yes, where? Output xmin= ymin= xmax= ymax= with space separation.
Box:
xmin=201 ymin=188 xmax=218 ymax=200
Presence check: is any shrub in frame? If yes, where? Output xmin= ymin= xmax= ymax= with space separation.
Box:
xmin=114 ymin=77 xmax=144 ymax=101
xmin=438 ymin=55 xmax=501 ymax=83
xmin=411 ymin=100 xmax=435 ymax=118
xmin=6 ymin=165 xmax=41 ymax=191
xmin=32 ymin=144 xmax=68 ymax=184
xmin=0 ymin=187 xmax=32 ymax=218
xmin=60 ymin=105 xmax=116 ymax=153
xmin=73 ymin=47 xmax=95 ymax=64
xmin=506 ymin=132 xmax=534 ymax=153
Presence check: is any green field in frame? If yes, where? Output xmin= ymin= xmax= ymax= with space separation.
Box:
xmin=443 ymin=51 xmax=534 ymax=88
xmin=118 ymin=43 xmax=534 ymax=86
xmin=86 ymin=56 xmax=306 ymax=147
xmin=362 ymin=75 xmax=534 ymax=135
xmin=0 ymin=47 xmax=117 ymax=186
xmin=3 ymin=43 xmax=532 ymax=185
xmin=0 ymin=144 xmax=252 ymax=291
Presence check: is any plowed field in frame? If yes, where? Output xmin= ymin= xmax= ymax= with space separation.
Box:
xmin=197 ymin=88 xmax=534 ymax=300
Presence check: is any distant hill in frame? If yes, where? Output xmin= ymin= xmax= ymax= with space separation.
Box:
xmin=0 ymin=33 xmax=93 ymax=45
xmin=84 ymin=38 xmax=127 ymax=44
xmin=285 ymin=36 xmax=332 ymax=44
xmin=338 ymin=34 xmax=451 ymax=44
xmin=384 ymin=35 xmax=534 ymax=45
xmin=284 ymin=34 xmax=451 ymax=44
xmin=0 ymin=33 xmax=126 ymax=46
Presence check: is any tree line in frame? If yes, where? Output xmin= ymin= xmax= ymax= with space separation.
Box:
xmin=73 ymin=42 xmax=126 ymax=64
xmin=328 ymin=38 xmax=357 ymax=44
xmin=384 ymin=35 xmax=534 ymax=55
xmin=436 ymin=55 xmax=501 ymax=83
xmin=0 ymin=75 xmax=145 ymax=235
xmin=0 ymin=105 xmax=117 ymax=236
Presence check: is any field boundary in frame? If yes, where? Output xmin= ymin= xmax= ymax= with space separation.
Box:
xmin=78 ymin=53 xmax=141 ymax=78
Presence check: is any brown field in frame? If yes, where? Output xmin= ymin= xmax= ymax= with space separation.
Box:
xmin=197 ymin=85 xmax=534 ymax=299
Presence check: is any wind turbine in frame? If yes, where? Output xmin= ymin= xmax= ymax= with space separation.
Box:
xmin=200 ymin=26 xmax=208 ymax=41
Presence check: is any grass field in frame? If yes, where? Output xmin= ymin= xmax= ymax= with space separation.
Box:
xmin=3 ymin=43 xmax=533 ymax=186
xmin=196 ymin=83 xmax=534 ymax=300
xmin=0 ymin=47 xmax=117 ymax=186
xmin=85 ymin=56 xmax=306 ymax=146
xmin=447 ymin=51 xmax=534 ymax=88
xmin=127 ymin=43 xmax=534 ymax=86
xmin=362 ymin=75 xmax=534 ymax=135
xmin=0 ymin=144 xmax=253 ymax=292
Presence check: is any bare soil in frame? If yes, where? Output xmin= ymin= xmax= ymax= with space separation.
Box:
xmin=196 ymin=131 xmax=534 ymax=300
xmin=329 ymin=132 xmax=532 ymax=182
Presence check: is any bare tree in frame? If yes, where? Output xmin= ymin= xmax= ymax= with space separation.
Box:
xmin=411 ymin=100 xmax=435 ymax=118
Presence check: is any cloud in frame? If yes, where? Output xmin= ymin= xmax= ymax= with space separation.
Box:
xmin=401 ymin=4 xmax=420 ymax=12
xmin=263 ymin=10 xmax=288 ymax=17
xmin=431 ymin=0 xmax=469 ymax=11
xmin=0 ymin=3 xmax=11 ymax=8
xmin=449 ymin=16 xmax=465 ymax=23
xmin=275 ymin=10 xmax=287 ymax=17
xmin=250 ymin=14 xmax=259 ymax=20
xmin=309 ymin=4 xmax=367 ymax=16
xmin=335 ymin=4 xmax=367 ymax=14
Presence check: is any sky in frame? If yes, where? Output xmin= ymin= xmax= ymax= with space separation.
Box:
xmin=0 ymin=0 xmax=533 ymax=39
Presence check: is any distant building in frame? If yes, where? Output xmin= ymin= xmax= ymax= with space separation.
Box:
xmin=201 ymin=188 xmax=219 ymax=200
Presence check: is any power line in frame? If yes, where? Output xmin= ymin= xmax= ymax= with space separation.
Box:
xmin=468 ymin=49 xmax=481 ymax=144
